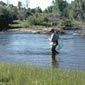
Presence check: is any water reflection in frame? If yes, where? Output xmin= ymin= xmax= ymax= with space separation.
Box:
xmin=51 ymin=53 xmax=58 ymax=68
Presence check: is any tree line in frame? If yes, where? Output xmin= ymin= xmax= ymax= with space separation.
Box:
xmin=0 ymin=0 xmax=85 ymax=31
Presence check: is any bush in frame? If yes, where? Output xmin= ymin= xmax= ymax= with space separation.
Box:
xmin=21 ymin=21 xmax=30 ymax=28
xmin=57 ymin=19 xmax=77 ymax=30
xmin=27 ymin=14 xmax=52 ymax=27
xmin=27 ymin=15 xmax=36 ymax=25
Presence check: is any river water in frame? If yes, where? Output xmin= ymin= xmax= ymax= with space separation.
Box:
xmin=0 ymin=31 xmax=85 ymax=70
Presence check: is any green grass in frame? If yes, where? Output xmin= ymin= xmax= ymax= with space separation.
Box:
xmin=9 ymin=20 xmax=26 ymax=28
xmin=0 ymin=64 xmax=85 ymax=85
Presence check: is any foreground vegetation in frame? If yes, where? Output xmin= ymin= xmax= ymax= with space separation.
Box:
xmin=0 ymin=63 xmax=85 ymax=85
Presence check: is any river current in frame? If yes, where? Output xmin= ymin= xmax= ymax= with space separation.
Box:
xmin=0 ymin=31 xmax=85 ymax=70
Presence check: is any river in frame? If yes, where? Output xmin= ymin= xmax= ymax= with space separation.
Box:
xmin=0 ymin=31 xmax=85 ymax=70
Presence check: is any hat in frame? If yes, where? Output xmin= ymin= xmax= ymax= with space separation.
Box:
xmin=48 ymin=28 xmax=54 ymax=32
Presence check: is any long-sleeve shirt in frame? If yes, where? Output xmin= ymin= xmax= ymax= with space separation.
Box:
xmin=49 ymin=32 xmax=59 ymax=46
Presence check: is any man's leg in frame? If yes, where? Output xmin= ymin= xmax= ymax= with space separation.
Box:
xmin=55 ymin=41 xmax=59 ymax=54
xmin=51 ymin=45 xmax=59 ymax=55
xmin=51 ymin=45 xmax=56 ymax=55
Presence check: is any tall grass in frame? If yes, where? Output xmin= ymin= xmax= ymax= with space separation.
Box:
xmin=0 ymin=63 xmax=85 ymax=85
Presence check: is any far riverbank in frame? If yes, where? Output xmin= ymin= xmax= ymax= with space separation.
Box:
xmin=7 ymin=27 xmax=65 ymax=34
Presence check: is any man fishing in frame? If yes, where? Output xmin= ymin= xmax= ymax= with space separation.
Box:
xmin=48 ymin=28 xmax=59 ymax=55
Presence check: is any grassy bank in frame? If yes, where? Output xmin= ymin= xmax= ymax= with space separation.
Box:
xmin=0 ymin=64 xmax=85 ymax=85
xmin=9 ymin=20 xmax=65 ymax=34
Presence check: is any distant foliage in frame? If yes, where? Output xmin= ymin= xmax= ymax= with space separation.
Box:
xmin=70 ymin=0 xmax=85 ymax=20
xmin=27 ymin=14 xmax=53 ymax=27
xmin=52 ymin=0 xmax=69 ymax=18
xmin=0 ymin=6 xmax=13 ymax=30
xmin=1 ymin=0 xmax=85 ymax=30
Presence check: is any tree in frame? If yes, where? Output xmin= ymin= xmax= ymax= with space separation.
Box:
xmin=18 ymin=1 xmax=22 ymax=9
xmin=35 ymin=7 xmax=42 ymax=13
xmin=8 ymin=5 xmax=18 ymax=20
xmin=0 ymin=1 xmax=6 ymax=6
xmin=30 ymin=7 xmax=42 ymax=14
xmin=44 ymin=6 xmax=53 ymax=13
xmin=52 ymin=0 xmax=69 ymax=18
xmin=25 ymin=0 xmax=29 ymax=9
xmin=0 ymin=6 xmax=13 ymax=30
xmin=7 ymin=0 xmax=10 ymax=6
xmin=52 ymin=0 xmax=60 ymax=14
xmin=70 ymin=0 xmax=85 ymax=20
xmin=17 ymin=8 xmax=27 ymax=20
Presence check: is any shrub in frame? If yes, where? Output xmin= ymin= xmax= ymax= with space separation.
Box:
xmin=57 ymin=19 xmax=77 ymax=30
xmin=27 ymin=14 xmax=51 ymax=27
